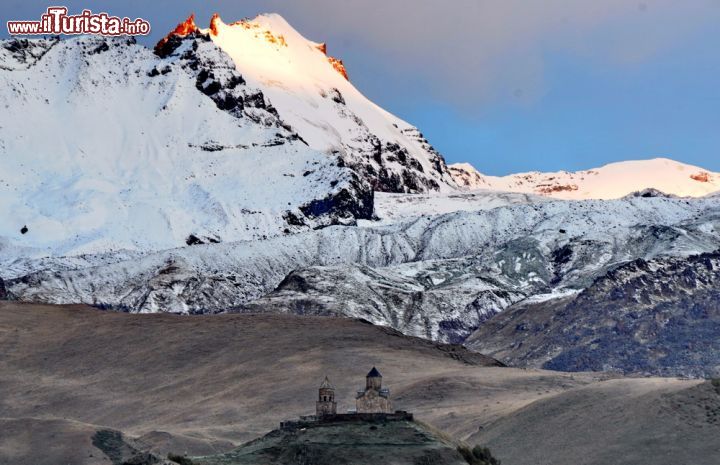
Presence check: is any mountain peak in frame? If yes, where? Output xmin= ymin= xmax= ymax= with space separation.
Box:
xmin=197 ymin=12 xmax=349 ymax=81
xmin=154 ymin=14 xmax=199 ymax=55
xmin=174 ymin=13 xmax=199 ymax=35
xmin=209 ymin=13 xmax=221 ymax=36
xmin=157 ymin=12 xmax=454 ymax=193
xmin=156 ymin=13 xmax=351 ymax=82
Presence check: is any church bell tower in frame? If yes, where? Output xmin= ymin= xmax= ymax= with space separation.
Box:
xmin=316 ymin=376 xmax=337 ymax=416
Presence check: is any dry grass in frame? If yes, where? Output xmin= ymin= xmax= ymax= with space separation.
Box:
xmin=0 ymin=302 xmax=714 ymax=465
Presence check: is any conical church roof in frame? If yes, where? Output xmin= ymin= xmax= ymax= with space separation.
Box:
xmin=319 ymin=376 xmax=334 ymax=389
xmin=367 ymin=366 xmax=382 ymax=378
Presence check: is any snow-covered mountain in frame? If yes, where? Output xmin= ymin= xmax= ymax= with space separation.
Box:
xmin=157 ymin=13 xmax=456 ymax=193
xmin=0 ymin=13 xmax=455 ymax=261
xmin=449 ymin=158 xmax=720 ymax=199
xmin=0 ymin=33 xmax=368 ymax=259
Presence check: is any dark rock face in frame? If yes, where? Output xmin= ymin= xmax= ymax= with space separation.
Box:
xmin=0 ymin=277 xmax=7 ymax=300
xmin=88 ymin=41 xmax=110 ymax=55
xmin=625 ymin=188 xmax=676 ymax=198
xmin=91 ymin=429 xmax=159 ymax=465
xmin=342 ymin=133 xmax=447 ymax=194
xmin=185 ymin=234 xmax=220 ymax=246
xmin=299 ymin=182 xmax=374 ymax=223
xmin=1 ymin=37 xmax=58 ymax=68
xmin=276 ymin=173 xmax=374 ymax=230
xmin=166 ymin=35 xmax=281 ymax=125
xmin=468 ymin=251 xmax=720 ymax=378
xmin=328 ymin=87 xmax=345 ymax=104
xmin=185 ymin=234 xmax=204 ymax=246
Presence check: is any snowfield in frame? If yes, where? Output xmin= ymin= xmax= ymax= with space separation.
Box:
xmin=366 ymin=190 xmax=548 ymax=225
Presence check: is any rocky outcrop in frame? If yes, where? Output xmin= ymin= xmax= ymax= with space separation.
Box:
xmin=327 ymin=56 xmax=349 ymax=80
xmin=314 ymin=40 xmax=349 ymax=80
xmin=298 ymin=179 xmax=374 ymax=226
xmin=0 ymin=36 xmax=58 ymax=70
xmin=154 ymin=14 xmax=200 ymax=57
xmin=155 ymin=29 xmax=283 ymax=126
xmin=691 ymin=172 xmax=711 ymax=183
xmin=235 ymin=262 xmax=526 ymax=343
xmin=624 ymin=188 xmax=675 ymax=198
xmin=342 ymin=130 xmax=451 ymax=193
xmin=448 ymin=163 xmax=489 ymax=189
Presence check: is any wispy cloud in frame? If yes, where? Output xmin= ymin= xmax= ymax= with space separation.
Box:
xmin=232 ymin=0 xmax=720 ymax=107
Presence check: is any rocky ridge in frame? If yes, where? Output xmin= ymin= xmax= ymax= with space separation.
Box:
xmin=6 ymin=196 xmax=720 ymax=350
xmin=467 ymin=251 xmax=720 ymax=377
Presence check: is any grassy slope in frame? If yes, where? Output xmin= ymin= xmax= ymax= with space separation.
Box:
xmin=471 ymin=378 xmax=720 ymax=465
xmin=0 ymin=302 xmax=715 ymax=465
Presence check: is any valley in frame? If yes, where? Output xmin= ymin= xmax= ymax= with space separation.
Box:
xmin=1 ymin=302 xmax=718 ymax=465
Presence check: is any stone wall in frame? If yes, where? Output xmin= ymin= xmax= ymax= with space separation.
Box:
xmin=356 ymin=389 xmax=391 ymax=414
xmin=280 ymin=411 xmax=413 ymax=430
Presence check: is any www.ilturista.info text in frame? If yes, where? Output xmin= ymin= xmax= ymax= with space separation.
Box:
xmin=7 ymin=7 xmax=151 ymax=36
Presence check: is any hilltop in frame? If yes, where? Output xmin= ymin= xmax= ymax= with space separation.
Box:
xmin=192 ymin=416 xmax=469 ymax=465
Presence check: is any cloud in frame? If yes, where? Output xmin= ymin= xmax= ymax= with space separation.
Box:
xmin=231 ymin=0 xmax=720 ymax=109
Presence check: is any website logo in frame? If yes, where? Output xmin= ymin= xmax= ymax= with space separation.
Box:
xmin=7 ymin=7 xmax=151 ymax=36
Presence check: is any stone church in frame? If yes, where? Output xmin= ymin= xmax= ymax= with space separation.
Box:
xmin=315 ymin=367 xmax=392 ymax=417
xmin=355 ymin=366 xmax=392 ymax=414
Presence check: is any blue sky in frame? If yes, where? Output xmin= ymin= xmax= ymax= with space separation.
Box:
xmin=2 ymin=1 xmax=718 ymax=175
